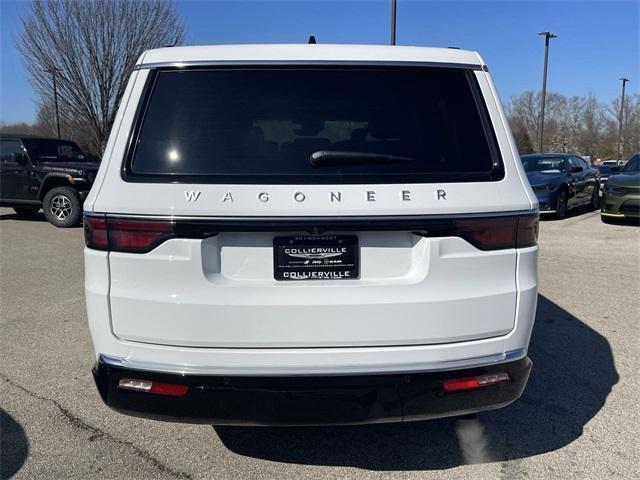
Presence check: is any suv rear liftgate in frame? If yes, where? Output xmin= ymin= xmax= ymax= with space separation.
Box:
xmin=85 ymin=212 xmax=537 ymax=348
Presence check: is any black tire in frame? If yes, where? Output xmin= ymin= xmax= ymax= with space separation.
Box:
xmin=554 ymin=189 xmax=568 ymax=219
xmin=601 ymin=215 xmax=616 ymax=224
xmin=42 ymin=186 xmax=81 ymax=227
xmin=13 ymin=206 xmax=40 ymax=217
xmin=590 ymin=184 xmax=601 ymax=210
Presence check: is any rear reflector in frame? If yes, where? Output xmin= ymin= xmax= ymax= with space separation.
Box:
xmin=118 ymin=378 xmax=188 ymax=397
xmin=149 ymin=382 xmax=189 ymax=397
xmin=442 ymin=372 xmax=510 ymax=392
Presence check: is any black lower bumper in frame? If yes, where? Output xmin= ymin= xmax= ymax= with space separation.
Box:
xmin=93 ymin=357 xmax=531 ymax=426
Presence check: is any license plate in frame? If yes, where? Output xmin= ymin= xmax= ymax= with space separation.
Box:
xmin=273 ymin=235 xmax=359 ymax=281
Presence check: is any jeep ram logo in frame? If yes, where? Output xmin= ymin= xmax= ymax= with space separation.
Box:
xmin=184 ymin=191 xmax=201 ymax=202
xmin=284 ymin=247 xmax=346 ymax=260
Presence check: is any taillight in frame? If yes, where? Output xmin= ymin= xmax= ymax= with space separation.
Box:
xmin=84 ymin=214 xmax=174 ymax=253
xmin=451 ymin=214 xmax=538 ymax=251
xmin=84 ymin=215 xmax=108 ymax=249
xmin=107 ymin=218 xmax=174 ymax=252
xmin=454 ymin=216 xmax=518 ymax=250
xmin=515 ymin=213 xmax=539 ymax=248
xmin=84 ymin=212 xmax=539 ymax=253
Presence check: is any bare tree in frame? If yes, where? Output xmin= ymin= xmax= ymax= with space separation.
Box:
xmin=506 ymin=90 xmax=639 ymax=160
xmin=18 ymin=0 xmax=184 ymax=153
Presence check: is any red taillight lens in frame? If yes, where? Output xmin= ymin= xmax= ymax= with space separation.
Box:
xmin=451 ymin=214 xmax=539 ymax=251
xmin=108 ymin=219 xmax=174 ymax=252
xmin=442 ymin=372 xmax=510 ymax=392
xmin=454 ymin=217 xmax=518 ymax=250
xmin=516 ymin=213 xmax=539 ymax=248
xmin=84 ymin=214 xmax=174 ymax=253
xmin=84 ymin=215 xmax=108 ymax=249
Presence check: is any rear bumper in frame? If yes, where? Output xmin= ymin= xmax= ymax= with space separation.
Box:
xmin=92 ymin=357 xmax=531 ymax=426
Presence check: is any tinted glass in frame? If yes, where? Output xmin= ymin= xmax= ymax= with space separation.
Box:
xmin=22 ymin=139 xmax=84 ymax=162
xmin=622 ymin=154 xmax=639 ymax=172
xmin=521 ymin=155 xmax=567 ymax=173
xmin=0 ymin=140 xmax=23 ymax=163
xmin=576 ymin=158 xmax=589 ymax=170
xmin=129 ymin=68 xmax=501 ymax=184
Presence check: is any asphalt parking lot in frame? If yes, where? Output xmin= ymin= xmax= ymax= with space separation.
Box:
xmin=1 ymin=206 xmax=638 ymax=480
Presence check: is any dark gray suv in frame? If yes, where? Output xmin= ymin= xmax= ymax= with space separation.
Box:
xmin=0 ymin=134 xmax=99 ymax=227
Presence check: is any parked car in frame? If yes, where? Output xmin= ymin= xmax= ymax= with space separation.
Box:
xmin=0 ymin=135 xmax=99 ymax=227
xmin=597 ymin=163 xmax=619 ymax=188
xmin=521 ymin=153 xmax=600 ymax=219
xmin=85 ymin=44 xmax=538 ymax=425
xmin=601 ymin=153 xmax=640 ymax=223
xmin=601 ymin=159 xmax=621 ymax=166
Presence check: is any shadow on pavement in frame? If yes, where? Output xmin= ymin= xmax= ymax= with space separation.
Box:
xmin=0 ymin=409 xmax=29 ymax=479
xmin=0 ymin=211 xmax=46 ymax=222
xmin=540 ymin=205 xmax=598 ymax=221
xmin=214 ymin=295 xmax=618 ymax=470
xmin=0 ymin=211 xmax=83 ymax=228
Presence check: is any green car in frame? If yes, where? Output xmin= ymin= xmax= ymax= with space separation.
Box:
xmin=601 ymin=153 xmax=640 ymax=223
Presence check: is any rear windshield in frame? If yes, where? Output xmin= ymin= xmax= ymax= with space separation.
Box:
xmin=127 ymin=67 xmax=502 ymax=184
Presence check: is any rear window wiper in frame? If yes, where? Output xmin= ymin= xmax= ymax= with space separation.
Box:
xmin=310 ymin=150 xmax=414 ymax=167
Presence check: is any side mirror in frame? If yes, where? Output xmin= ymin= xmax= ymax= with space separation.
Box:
xmin=569 ymin=166 xmax=583 ymax=173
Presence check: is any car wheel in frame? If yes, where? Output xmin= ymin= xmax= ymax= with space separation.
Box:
xmin=13 ymin=206 xmax=40 ymax=217
xmin=42 ymin=186 xmax=82 ymax=228
xmin=601 ymin=215 xmax=616 ymax=224
xmin=590 ymin=185 xmax=601 ymax=210
xmin=554 ymin=190 xmax=568 ymax=219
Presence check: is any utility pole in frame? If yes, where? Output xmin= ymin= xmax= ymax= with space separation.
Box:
xmin=538 ymin=31 xmax=556 ymax=152
xmin=617 ymin=77 xmax=629 ymax=161
xmin=44 ymin=67 xmax=61 ymax=139
xmin=390 ymin=0 xmax=397 ymax=45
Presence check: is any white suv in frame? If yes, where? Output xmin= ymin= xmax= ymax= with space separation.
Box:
xmin=84 ymin=44 xmax=538 ymax=425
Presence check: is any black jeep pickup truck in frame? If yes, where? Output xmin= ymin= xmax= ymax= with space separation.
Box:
xmin=1 ymin=134 xmax=99 ymax=227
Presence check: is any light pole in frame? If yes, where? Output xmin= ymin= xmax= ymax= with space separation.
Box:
xmin=617 ymin=77 xmax=629 ymax=161
xmin=44 ymin=67 xmax=61 ymax=139
xmin=538 ymin=31 xmax=556 ymax=152
xmin=390 ymin=0 xmax=397 ymax=45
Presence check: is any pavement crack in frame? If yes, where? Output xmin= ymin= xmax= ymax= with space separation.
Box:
xmin=0 ymin=374 xmax=193 ymax=479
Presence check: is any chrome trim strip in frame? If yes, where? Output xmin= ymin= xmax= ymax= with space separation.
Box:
xmin=98 ymin=348 xmax=528 ymax=377
xmin=85 ymin=209 xmax=539 ymax=222
xmin=134 ymin=60 xmax=483 ymax=71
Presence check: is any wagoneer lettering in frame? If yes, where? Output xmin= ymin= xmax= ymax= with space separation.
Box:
xmin=84 ymin=44 xmax=538 ymax=426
